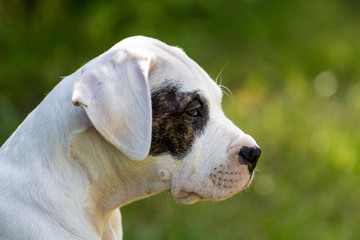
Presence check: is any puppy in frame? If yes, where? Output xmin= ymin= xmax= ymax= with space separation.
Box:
xmin=0 ymin=36 xmax=261 ymax=240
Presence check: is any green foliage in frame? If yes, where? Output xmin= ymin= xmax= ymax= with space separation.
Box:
xmin=1 ymin=0 xmax=359 ymax=239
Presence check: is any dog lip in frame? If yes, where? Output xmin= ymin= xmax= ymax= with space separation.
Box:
xmin=172 ymin=190 xmax=203 ymax=204
xmin=243 ymin=175 xmax=254 ymax=189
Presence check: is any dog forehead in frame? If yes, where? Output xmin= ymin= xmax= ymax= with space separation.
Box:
xmin=111 ymin=36 xmax=223 ymax=105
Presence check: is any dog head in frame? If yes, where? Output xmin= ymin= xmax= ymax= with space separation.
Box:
xmin=72 ymin=36 xmax=261 ymax=204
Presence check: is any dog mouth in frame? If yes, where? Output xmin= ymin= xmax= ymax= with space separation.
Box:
xmin=168 ymin=167 xmax=255 ymax=205
xmin=169 ymin=174 xmax=254 ymax=204
xmin=170 ymin=190 xmax=204 ymax=204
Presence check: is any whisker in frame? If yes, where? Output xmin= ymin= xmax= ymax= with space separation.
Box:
xmin=173 ymin=199 xmax=186 ymax=208
xmin=215 ymin=63 xmax=229 ymax=85
xmin=215 ymin=63 xmax=233 ymax=99
xmin=219 ymin=84 xmax=233 ymax=99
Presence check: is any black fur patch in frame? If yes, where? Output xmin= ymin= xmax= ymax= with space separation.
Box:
xmin=149 ymin=84 xmax=209 ymax=158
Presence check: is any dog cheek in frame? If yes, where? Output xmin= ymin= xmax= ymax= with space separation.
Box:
xmin=171 ymin=118 xmax=196 ymax=157
xmin=149 ymin=115 xmax=194 ymax=158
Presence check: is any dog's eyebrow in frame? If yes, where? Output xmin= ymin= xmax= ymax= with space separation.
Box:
xmin=185 ymin=99 xmax=202 ymax=110
xmin=151 ymin=84 xmax=197 ymax=111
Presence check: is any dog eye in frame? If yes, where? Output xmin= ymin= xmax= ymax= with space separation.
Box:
xmin=185 ymin=100 xmax=202 ymax=117
xmin=186 ymin=108 xmax=200 ymax=116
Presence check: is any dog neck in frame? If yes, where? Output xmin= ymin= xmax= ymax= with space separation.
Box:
xmin=69 ymin=126 xmax=171 ymax=237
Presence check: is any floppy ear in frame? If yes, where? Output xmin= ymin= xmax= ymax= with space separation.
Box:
xmin=72 ymin=50 xmax=152 ymax=160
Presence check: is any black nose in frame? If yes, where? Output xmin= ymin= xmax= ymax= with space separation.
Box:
xmin=239 ymin=146 xmax=261 ymax=172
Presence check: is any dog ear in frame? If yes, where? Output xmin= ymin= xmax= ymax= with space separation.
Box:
xmin=72 ymin=50 xmax=152 ymax=161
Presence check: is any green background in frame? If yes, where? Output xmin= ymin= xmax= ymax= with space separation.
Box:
xmin=1 ymin=0 xmax=360 ymax=239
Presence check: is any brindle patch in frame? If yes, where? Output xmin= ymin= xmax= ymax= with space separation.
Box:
xmin=149 ymin=84 xmax=209 ymax=158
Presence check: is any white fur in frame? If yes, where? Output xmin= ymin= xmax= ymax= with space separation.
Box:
xmin=0 ymin=36 xmax=259 ymax=240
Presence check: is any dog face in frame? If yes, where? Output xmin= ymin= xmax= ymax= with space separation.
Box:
xmin=146 ymin=48 xmax=260 ymax=204
xmin=72 ymin=36 xmax=260 ymax=205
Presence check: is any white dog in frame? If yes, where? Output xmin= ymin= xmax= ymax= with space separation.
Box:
xmin=0 ymin=36 xmax=261 ymax=240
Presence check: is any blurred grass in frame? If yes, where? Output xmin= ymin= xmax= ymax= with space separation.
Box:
xmin=1 ymin=0 xmax=360 ymax=239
